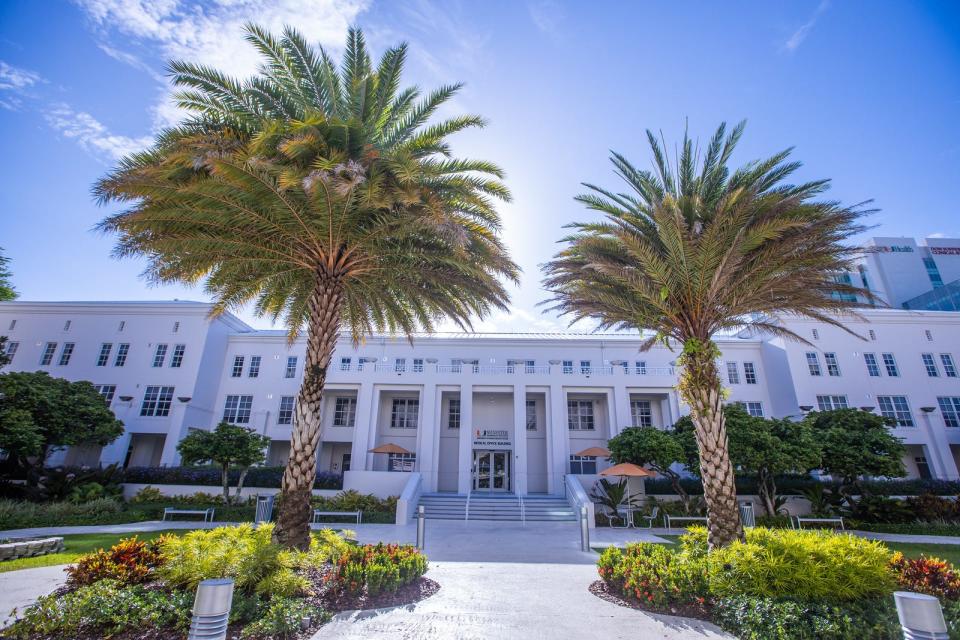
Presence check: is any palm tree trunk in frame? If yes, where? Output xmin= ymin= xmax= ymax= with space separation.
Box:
xmin=273 ymin=278 xmax=343 ymax=550
xmin=679 ymin=341 xmax=744 ymax=548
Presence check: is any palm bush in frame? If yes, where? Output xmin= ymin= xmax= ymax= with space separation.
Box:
xmin=95 ymin=25 xmax=517 ymax=549
xmin=544 ymin=122 xmax=871 ymax=547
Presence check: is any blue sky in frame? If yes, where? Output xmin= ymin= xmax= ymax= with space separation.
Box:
xmin=1 ymin=1 xmax=958 ymax=331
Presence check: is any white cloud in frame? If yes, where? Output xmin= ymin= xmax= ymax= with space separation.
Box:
xmin=98 ymin=43 xmax=166 ymax=82
xmin=527 ymin=0 xmax=564 ymax=39
xmin=782 ymin=0 xmax=830 ymax=53
xmin=44 ymin=104 xmax=154 ymax=161
xmin=0 ymin=60 xmax=42 ymax=90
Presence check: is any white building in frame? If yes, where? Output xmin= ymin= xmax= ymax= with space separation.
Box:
xmin=2 ymin=301 xmax=960 ymax=502
xmin=842 ymin=236 xmax=960 ymax=311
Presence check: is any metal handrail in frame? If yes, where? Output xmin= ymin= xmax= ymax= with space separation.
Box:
xmin=464 ymin=491 xmax=471 ymax=522
xmin=519 ymin=494 xmax=525 ymax=526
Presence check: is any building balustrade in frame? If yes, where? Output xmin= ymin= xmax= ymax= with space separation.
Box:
xmin=333 ymin=362 xmax=676 ymax=377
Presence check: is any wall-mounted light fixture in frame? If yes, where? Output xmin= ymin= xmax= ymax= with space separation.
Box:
xmin=860 ymin=406 xmax=875 ymax=412
xmin=178 ymin=396 xmax=192 ymax=403
xmin=799 ymin=405 xmax=813 ymax=412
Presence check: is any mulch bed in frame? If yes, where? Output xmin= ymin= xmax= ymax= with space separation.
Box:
xmin=588 ymin=580 xmax=713 ymax=622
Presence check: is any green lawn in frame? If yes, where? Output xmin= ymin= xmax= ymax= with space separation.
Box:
xmin=0 ymin=530 xmax=185 ymax=574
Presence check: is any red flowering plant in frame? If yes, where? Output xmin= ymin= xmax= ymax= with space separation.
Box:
xmin=65 ymin=536 xmax=164 ymax=588
xmin=329 ymin=543 xmax=427 ymax=596
xmin=891 ymin=552 xmax=960 ymax=600
xmin=597 ymin=543 xmax=708 ymax=608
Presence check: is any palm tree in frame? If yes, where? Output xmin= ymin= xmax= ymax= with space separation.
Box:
xmin=542 ymin=122 xmax=871 ymax=548
xmin=95 ymin=25 xmax=518 ymax=550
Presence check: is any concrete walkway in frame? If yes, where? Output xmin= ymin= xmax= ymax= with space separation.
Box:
xmin=0 ymin=565 xmax=68 ymax=628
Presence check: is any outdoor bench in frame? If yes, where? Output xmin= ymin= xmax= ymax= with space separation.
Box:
xmin=665 ymin=515 xmax=709 ymax=528
xmin=312 ymin=510 xmax=362 ymax=524
xmin=162 ymin=507 xmax=215 ymax=522
xmin=793 ymin=516 xmax=844 ymax=530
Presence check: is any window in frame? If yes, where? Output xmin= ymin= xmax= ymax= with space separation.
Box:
xmin=868 ymin=329 xmax=876 ymax=341
xmin=812 ymin=328 xmax=820 ymax=340
xmin=916 ymin=456 xmax=933 ymax=480
xmin=882 ymin=353 xmax=899 ymax=377
xmin=726 ymin=362 xmax=740 ymax=384
xmin=878 ymin=396 xmax=913 ymax=427
xmin=223 ymin=394 xmax=253 ymax=424
xmin=395 ymin=358 xmax=406 ymax=373
xmin=114 ymin=343 xmax=130 ymax=367
xmin=57 ymin=342 xmax=74 ymax=365
xmin=285 ymin=356 xmax=297 ymax=378
xmin=922 ymin=354 xmax=939 ymax=377
xmin=153 ymin=344 xmax=168 ymax=367
xmin=448 ymin=398 xmax=461 ymax=429
xmin=524 ymin=360 xmax=536 ymax=373
xmin=231 ymin=355 xmax=244 ymax=377
xmin=277 ymin=396 xmax=295 ymax=425
xmin=340 ymin=357 xmax=351 ymax=371
xmin=562 ymin=360 xmax=573 ymax=374
xmin=925 ymin=329 xmax=934 ymax=342
xmin=94 ymin=384 xmax=117 ymax=404
xmin=39 ymin=342 xmax=57 ymax=365
xmin=580 ymin=360 xmax=591 ymax=374
xmin=333 ymin=397 xmax=357 ymax=427
xmin=140 ymin=385 xmax=174 ymax=417
xmin=631 ymin=400 xmax=652 ymax=427
xmin=743 ymin=401 xmax=764 ymax=417
xmin=743 ymin=362 xmax=757 ymax=384
xmin=388 ymin=453 xmax=416 ymax=472
xmin=173 ymin=321 xmax=180 ymax=333
xmin=816 ymin=395 xmax=848 ymax=411
xmin=412 ymin=358 xmax=424 ymax=373
xmin=341 ymin=453 xmax=352 ymax=472
xmin=824 ymin=353 xmax=841 ymax=377
xmin=247 ymin=355 xmax=260 ymax=377
xmin=7 ymin=319 xmax=15 ymax=330
xmin=63 ymin=320 xmax=71 ymax=332
xmin=390 ymin=398 xmax=419 ymax=429
xmin=924 ymin=257 xmax=944 ymax=288
xmin=942 ymin=354 xmax=957 ymax=378
xmin=635 ymin=361 xmax=647 ymax=375
xmin=569 ymin=455 xmax=597 ymax=475
xmin=96 ymin=343 xmax=112 ymax=367
xmin=938 ymin=397 xmax=960 ymax=428
xmin=805 ymin=352 xmax=822 ymax=376
xmin=118 ymin=320 xmax=125 ymax=332
xmin=567 ymin=400 xmax=595 ymax=430
xmin=526 ymin=399 xmax=537 ymax=430
xmin=4 ymin=341 xmax=18 ymax=361
xmin=170 ymin=344 xmax=185 ymax=368
xmin=864 ymin=353 xmax=880 ymax=377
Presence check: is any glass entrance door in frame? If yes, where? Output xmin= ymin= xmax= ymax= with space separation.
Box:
xmin=473 ymin=450 xmax=510 ymax=492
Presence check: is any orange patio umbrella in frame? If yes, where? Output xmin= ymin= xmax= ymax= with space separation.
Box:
xmin=368 ymin=443 xmax=414 ymax=454
xmin=573 ymin=446 xmax=611 ymax=458
xmin=600 ymin=462 xmax=655 ymax=508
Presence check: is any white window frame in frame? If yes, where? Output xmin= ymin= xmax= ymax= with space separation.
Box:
xmin=580 ymin=360 xmax=591 ymax=374
xmin=285 ymin=356 xmax=297 ymax=378
xmin=388 ymin=452 xmax=416 ymax=472
xmin=824 ymin=352 xmax=841 ymax=377
xmin=922 ymin=353 xmax=939 ymax=377
xmin=567 ymin=399 xmax=595 ymax=430
xmin=726 ymin=362 xmax=740 ymax=384
xmin=882 ymin=353 xmax=899 ymax=377
xmin=878 ymin=395 xmax=913 ymax=427
xmin=390 ymin=398 xmax=419 ymax=429
xmin=4 ymin=340 xmax=18 ymax=361
xmin=630 ymin=400 xmax=652 ymax=427
xmin=805 ymin=352 xmax=822 ymax=376
xmin=40 ymin=342 xmax=57 ymax=366
xmin=94 ymin=384 xmax=117 ymax=404
xmin=941 ymin=354 xmax=957 ymax=378
xmin=340 ymin=357 xmax=351 ymax=371
xmin=231 ymin=355 xmax=244 ymax=377
xmin=562 ymin=360 xmax=573 ymax=374
xmin=170 ymin=344 xmax=185 ymax=368
xmin=743 ymin=361 xmax=757 ymax=384
xmin=333 ymin=397 xmax=357 ymax=427
xmin=57 ymin=342 xmax=74 ymax=366
xmin=412 ymin=358 xmax=424 ymax=373
xmin=140 ymin=385 xmax=174 ymax=417
xmin=449 ymin=398 xmax=461 ymax=429
xmin=153 ymin=343 xmax=168 ymax=368
xmin=816 ymin=395 xmax=848 ymax=411
xmin=938 ymin=397 xmax=960 ymax=428
xmin=96 ymin=343 xmax=112 ymax=367
xmin=247 ymin=355 xmax=260 ymax=377
xmin=277 ymin=396 xmax=295 ymax=425
xmin=569 ymin=455 xmax=598 ymax=475
xmin=223 ymin=394 xmax=253 ymax=424
xmin=864 ymin=352 xmax=880 ymax=377
xmin=743 ymin=401 xmax=764 ymax=417
xmin=525 ymin=399 xmax=537 ymax=430
xmin=114 ymin=343 xmax=130 ymax=367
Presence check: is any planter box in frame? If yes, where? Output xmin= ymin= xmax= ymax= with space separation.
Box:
xmin=0 ymin=537 xmax=64 ymax=561
xmin=122 ymin=483 xmax=341 ymax=500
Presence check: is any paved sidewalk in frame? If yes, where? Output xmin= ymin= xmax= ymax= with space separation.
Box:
xmin=0 ymin=565 xmax=68 ymax=628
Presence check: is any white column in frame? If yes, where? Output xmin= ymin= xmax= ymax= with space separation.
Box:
xmin=547 ymin=383 xmax=568 ymax=495
xmin=612 ymin=384 xmax=631 ymax=437
xmin=159 ymin=401 xmax=190 ymax=465
xmin=457 ymin=384 xmax=474 ymax=494
xmin=350 ymin=383 xmax=376 ymax=471
xmin=100 ymin=401 xmax=138 ymax=465
xmin=513 ymin=383 xmax=528 ymax=495
xmin=921 ymin=412 xmax=960 ymax=480
xmin=416 ymin=382 xmax=439 ymax=491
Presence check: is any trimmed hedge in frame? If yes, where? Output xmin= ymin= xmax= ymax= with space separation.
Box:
xmin=643 ymin=476 xmax=960 ymax=497
xmin=122 ymin=466 xmax=343 ymax=490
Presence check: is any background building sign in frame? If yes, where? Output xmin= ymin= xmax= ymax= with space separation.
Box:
xmin=931 ymin=247 xmax=960 ymax=255
xmin=474 ymin=429 xmax=511 ymax=449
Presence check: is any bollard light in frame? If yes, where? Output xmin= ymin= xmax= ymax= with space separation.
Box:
xmin=894 ymin=591 xmax=948 ymax=640
xmin=188 ymin=578 xmax=234 ymax=640
xmin=417 ymin=504 xmax=426 ymax=550
xmin=579 ymin=506 xmax=590 ymax=552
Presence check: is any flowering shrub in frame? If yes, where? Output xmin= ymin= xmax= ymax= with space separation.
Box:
xmin=331 ymin=543 xmax=427 ymax=596
xmin=310 ymin=490 xmax=398 ymax=514
xmin=597 ymin=544 xmax=707 ymax=607
xmin=240 ymin=597 xmax=329 ymax=639
xmin=891 ymin=552 xmax=960 ymax=600
xmin=65 ymin=536 xmax=163 ymax=588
